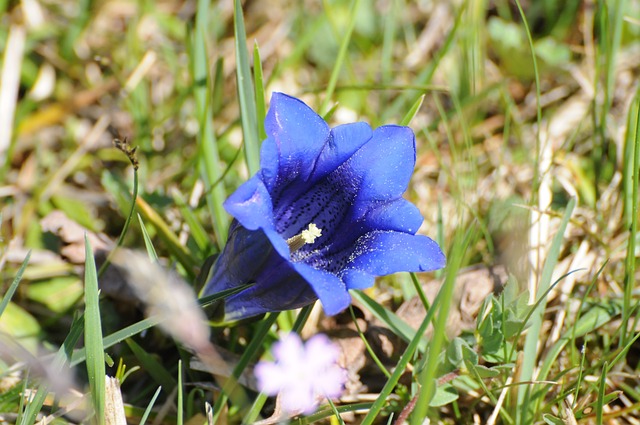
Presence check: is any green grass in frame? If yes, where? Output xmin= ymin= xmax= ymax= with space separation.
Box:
xmin=1 ymin=0 xmax=640 ymax=423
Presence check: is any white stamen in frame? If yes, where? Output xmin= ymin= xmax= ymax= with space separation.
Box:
xmin=301 ymin=223 xmax=322 ymax=244
xmin=287 ymin=223 xmax=323 ymax=253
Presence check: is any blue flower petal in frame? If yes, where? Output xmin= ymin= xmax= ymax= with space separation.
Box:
xmin=363 ymin=199 xmax=424 ymax=233
xmin=263 ymin=111 xmax=372 ymax=235
xmin=292 ymin=199 xmax=424 ymax=272
xmin=224 ymin=176 xmax=274 ymax=231
xmin=223 ymin=259 xmax=317 ymax=320
xmin=341 ymin=268 xmax=374 ymax=290
xmin=348 ymin=231 xmax=446 ymax=276
xmin=291 ymin=263 xmax=352 ymax=315
xmin=203 ymin=224 xmax=318 ymax=320
xmin=223 ymin=175 xmax=293 ymax=261
xmin=347 ymin=125 xmax=417 ymax=217
xmin=261 ymin=93 xmax=330 ymax=191
xmin=310 ymin=122 xmax=372 ymax=182
xmin=203 ymin=222 xmax=274 ymax=294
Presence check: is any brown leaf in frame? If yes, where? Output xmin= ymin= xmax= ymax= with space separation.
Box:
xmin=396 ymin=265 xmax=507 ymax=337
xmin=40 ymin=210 xmax=113 ymax=264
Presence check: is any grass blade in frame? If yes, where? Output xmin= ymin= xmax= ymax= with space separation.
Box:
xmin=172 ymin=190 xmax=210 ymax=253
xmin=19 ymin=313 xmax=84 ymax=424
xmin=234 ymin=0 xmax=260 ymax=175
xmin=254 ymin=42 xmax=267 ymax=142
xmin=411 ymin=227 xmax=474 ymax=423
xmin=349 ymin=306 xmax=391 ymax=379
xmin=71 ymin=284 xmax=251 ymax=366
xmin=513 ymin=0 xmax=542 ymax=193
xmin=596 ymin=0 xmax=627 ymax=186
xmin=192 ymin=0 xmax=229 ymax=244
xmin=622 ymin=92 xmax=640 ymax=345
xmin=0 ymin=250 xmax=30 ymax=318
xmin=135 ymin=197 xmax=199 ymax=274
xmin=137 ymin=213 xmax=158 ymax=261
xmin=352 ymin=290 xmax=426 ymax=351
xmin=360 ymin=278 xmax=450 ymax=425
xmin=518 ymin=197 xmax=576 ymax=424
xmin=400 ymin=95 xmax=425 ymax=126
xmin=383 ymin=4 xmax=464 ymax=121
xmin=126 ymin=339 xmax=176 ymax=391
xmin=139 ymin=386 xmax=162 ymax=425
xmin=622 ymin=91 xmax=640 ymax=228
xmin=71 ymin=317 xmax=160 ymax=366
xmin=596 ymin=361 xmax=607 ymax=425
xmin=98 ymin=139 xmax=139 ymax=278
xmin=84 ymin=235 xmax=106 ymax=424
xmin=177 ymin=360 xmax=183 ymax=425
xmin=212 ymin=313 xmax=279 ymax=423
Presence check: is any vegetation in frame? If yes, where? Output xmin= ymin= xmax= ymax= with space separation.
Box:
xmin=1 ymin=0 xmax=640 ymax=423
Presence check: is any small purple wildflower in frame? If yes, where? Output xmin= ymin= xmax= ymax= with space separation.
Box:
xmin=254 ymin=332 xmax=346 ymax=415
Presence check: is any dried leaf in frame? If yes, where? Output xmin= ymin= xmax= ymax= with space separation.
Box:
xmin=105 ymin=376 xmax=126 ymax=425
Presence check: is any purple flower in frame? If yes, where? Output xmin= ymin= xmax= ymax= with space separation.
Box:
xmin=254 ymin=332 xmax=346 ymax=414
xmin=202 ymin=93 xmax=445 ymax=321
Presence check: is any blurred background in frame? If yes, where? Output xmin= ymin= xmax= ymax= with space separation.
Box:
xmin=2 ymin=0 xmax=640 ymax=423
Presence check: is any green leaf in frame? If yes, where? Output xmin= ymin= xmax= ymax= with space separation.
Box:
xmin=429 ymin=383 xmax=459 ymax=407
xmin=469 ymin=363 xmax=500 ymax=379
xmin=503 ymin=309 xmax=526 ymax=339
xmin=84 ymin=235 xmax=105 ymax=424
xmin=461 ymin=342 xmax=479 ymax=366
xmin=542 ymin=414 xmax=565 ymax=425
xmin=0 ymin=302 xmax=40 ymax=340
xmin=478 ymin=306 xmax=494 ymax=338
xmin=446 ymin=337 xmax=465 ymax=368
xmin=51 ymin=194 xmax=101 ymax=231
xmin=26 ymin=276 xmax=83 ymax=313
xmin=478 ymin=307 xmax=504 ymax=355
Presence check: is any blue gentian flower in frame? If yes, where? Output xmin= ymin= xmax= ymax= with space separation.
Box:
xmin=202 ymin=93 xmax=445 ymax=321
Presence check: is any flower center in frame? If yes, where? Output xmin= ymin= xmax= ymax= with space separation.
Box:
xmin=286 ymin=223 xmax=322 ymax=253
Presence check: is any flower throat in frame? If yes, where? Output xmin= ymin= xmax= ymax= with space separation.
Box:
xmin=286 ymin=223 xmax=322 ymax=253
